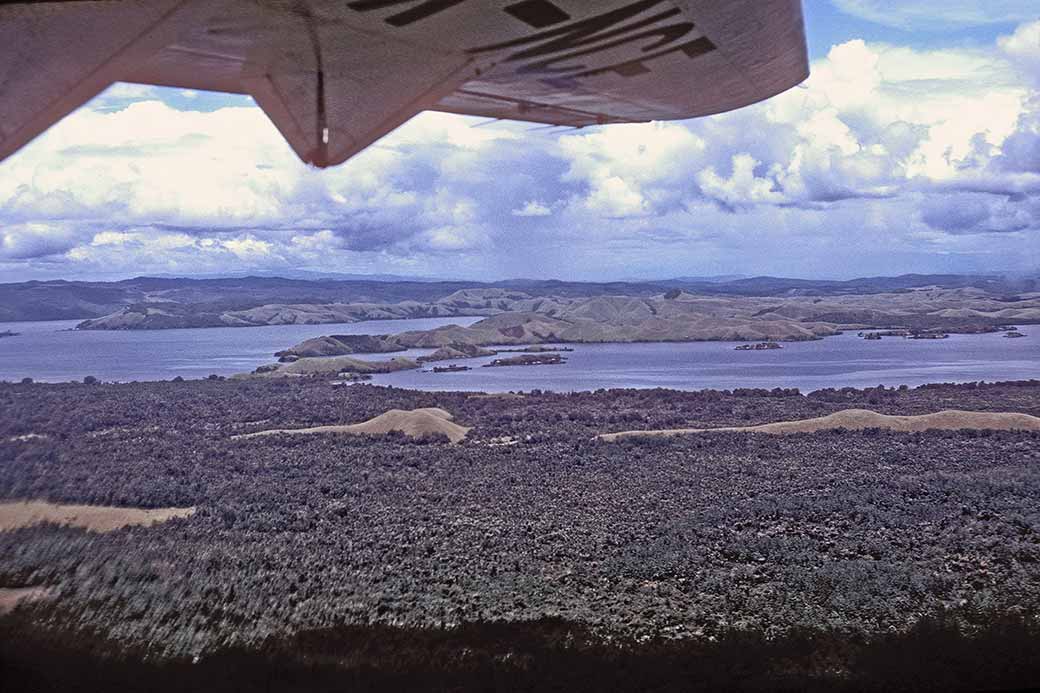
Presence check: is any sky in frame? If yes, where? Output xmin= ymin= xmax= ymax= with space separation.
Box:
xmin=1 ymin=0 xmax=1039 ymax=282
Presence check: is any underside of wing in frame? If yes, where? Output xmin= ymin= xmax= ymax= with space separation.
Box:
xmin=0 ymin=0 xmax=808 ymax=168
xmin=126 ymin=3 xmax=481 ymax=166
xmin=434 ymin=89 xmax=628 ymax=129
xmin=429 ymin=0 xmax=809 ymax=128
xmin=0 ymin=0 xmax=217 ymax=163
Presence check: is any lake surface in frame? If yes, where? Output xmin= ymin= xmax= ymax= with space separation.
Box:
xmin=0 ymin=319 xmax=1035 ymax=392
xmin=0 ymin=317 xmax=480 ymax=383
xmin=372 ymin=331 xmax=1039 ymax=393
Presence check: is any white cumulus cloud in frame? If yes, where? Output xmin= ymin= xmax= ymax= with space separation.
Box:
xmin=512 ymin=201 xmax=552 ymax=217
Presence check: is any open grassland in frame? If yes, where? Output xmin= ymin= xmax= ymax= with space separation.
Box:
xmin=0 ymin=587 xmax=51 ymax=615
xmin=1 ymin=378 xmax=1039 ymax=688
xmin=233 ymin=407 xmax=470 ymax=443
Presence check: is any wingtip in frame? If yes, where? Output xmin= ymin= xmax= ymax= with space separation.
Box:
xmin=305 ymin=148 xmax=330 ymax=169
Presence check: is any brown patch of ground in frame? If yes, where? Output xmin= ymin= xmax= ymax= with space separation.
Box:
xmin=598 ymin=409 xmax=1040 ymax=441
xmin=233 ymin=407 xmax=471 ymax=444
xmin=0 ymin=501 xmax=196 ymax=533
xmin=0 ymin=587 xmax=52 ymax=615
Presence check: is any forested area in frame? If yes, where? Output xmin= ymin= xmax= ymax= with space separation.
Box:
xmin=1 ymin=379 xmax=1039 ymax=688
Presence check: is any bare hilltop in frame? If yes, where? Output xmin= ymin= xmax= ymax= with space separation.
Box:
xmin=233 ymin=407 xmax=470 ymax=443
xmin=274 ymin=284 xmax=1040 ymax=360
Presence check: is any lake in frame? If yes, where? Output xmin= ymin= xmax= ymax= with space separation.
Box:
xmin=0 ymin=317 xmax=480 ymax=383
xmin=0 ymin=319 xmax=1035 ymax=392
xmin=371 ymin=331 xmax=1038 ymax=392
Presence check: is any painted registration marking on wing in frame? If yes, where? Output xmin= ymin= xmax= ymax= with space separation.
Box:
xmin=346 ymin=0 xmax=717 ymax=84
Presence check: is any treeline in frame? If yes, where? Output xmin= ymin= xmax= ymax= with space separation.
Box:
xmin=3 ymin=610 xmax=1040 ymax=691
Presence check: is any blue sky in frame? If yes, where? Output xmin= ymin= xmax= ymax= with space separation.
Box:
xmin=1 ymin=1 xmax=1038 ymax=282
xmin=804 ymin=1 xmax=1030 ymax=57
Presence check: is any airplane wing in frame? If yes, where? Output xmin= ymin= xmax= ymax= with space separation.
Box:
xmin=0 ymin=0 xmax=808 ymax=168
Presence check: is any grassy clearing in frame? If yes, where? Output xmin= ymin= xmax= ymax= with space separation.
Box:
xmin=0 ymin=501 xmax=195 ymax=533
xmin=599 ymin=408 xmax=1040 ymax=440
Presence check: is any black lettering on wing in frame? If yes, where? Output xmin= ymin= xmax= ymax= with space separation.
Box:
xmin=571 ymin=35 xmax=716 ymax=80
xmin=347 ymin=0 xmax=468 ymax=27
xmin=346 ymin=0 xmax=718 ymax=84
xmin=468 ymin=0 xmax=675 ymax=59
xmin=504 ymin=0 xmax=571 ymax=29
xmin=466 ymin=0 xmax=713 ymax=83
xmin=514 ymin=22 xmax=696 ymax=76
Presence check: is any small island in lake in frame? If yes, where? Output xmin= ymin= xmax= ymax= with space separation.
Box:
xmin=432 ymin=364 xmax=472 ymax=373
xmin=735 ymin=342 xmax=782 ymax=351
xmin=1005 ymin=330 xmax=1026 ymax=338
xmin=416 ymin=343 xmax=496 ymax=363
xmin=495 ymin=345 xmax=575 ymax=353
xmin=0 ymin=330 xmax=19 ymax=339
xmin=332 ymin=372 xmax=373 ymax=383
xmin=248 ymin=356 xmax=419 ymax=378
xmin=859 ymin=330 xmax=909 ymax=340
xmin=483 ymin=354 xmax=566 ymax=367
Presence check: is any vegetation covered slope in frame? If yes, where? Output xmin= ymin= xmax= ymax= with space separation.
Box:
xmin=1 ymin=380 xmax=1038 ymax=670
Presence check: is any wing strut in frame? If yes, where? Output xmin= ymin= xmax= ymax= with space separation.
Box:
xmin=296 ymin=0 xmax=330 ymax=166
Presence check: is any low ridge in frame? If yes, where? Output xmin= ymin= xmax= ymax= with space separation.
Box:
xmin=599 ymin=408 xmax=1040 ymax=441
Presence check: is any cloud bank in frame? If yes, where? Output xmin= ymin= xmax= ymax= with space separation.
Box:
xmin=1 ymin=22 xmax=1038 ymax=282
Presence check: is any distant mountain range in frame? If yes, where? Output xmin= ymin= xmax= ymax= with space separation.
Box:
xmin=658 ymin=273 xmax=1038 ymax=296
xmin=0 ymin=273 xmax=1035 ymax=325
xmin=653 ymin=274 xmax=750 ymax=284
xmin=146 ymin=270 xmax=447 ymax=283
